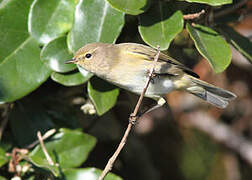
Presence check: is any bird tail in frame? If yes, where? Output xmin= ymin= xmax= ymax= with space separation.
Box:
xmin=185 ymin=77 xmax=236 ymax=108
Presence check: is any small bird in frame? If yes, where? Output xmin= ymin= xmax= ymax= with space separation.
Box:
xmin=66 ymin=43 xmax=236 ymax=108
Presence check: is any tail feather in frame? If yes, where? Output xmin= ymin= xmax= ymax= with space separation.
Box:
xmin=186 ymin=77 xmax=236 ymax=108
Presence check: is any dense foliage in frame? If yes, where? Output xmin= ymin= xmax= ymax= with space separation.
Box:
xmin=0 ymin=0 xmax=251 ymax=179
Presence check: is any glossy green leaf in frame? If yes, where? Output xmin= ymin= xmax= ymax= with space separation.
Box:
xmin=51 ymin=70 xmax=91 ymax=86
xmin=218 ymin=25 xmax=252 ymax=64
xmin=68 ymin=0 xmax=125 ymax=53
xmin=88 ymin=77 xmax=119 ymax=116
xmin=106 ymin=0 xmax=150 ymax=15
xmin=0 ymin=0 xmax=32 ymax=63
xmin=41 ymin=36 xmax=76 ymax=73
xmin=182 ymin=0 xmax=232 ymax=6
xmin=0 ymin=147 xmax=8 ymax=167
xmin=186 ymin=23 xmax=232 ymax=73
xmin=0 ymin=37 xmax=52 ymax=103
xmin=139 ymin=2 xmax=184 ymax=50
xmin=10 ymin=100 xmax=55 ymax=147
xmin=28 ymin=0 xmax=76 ymax=44
xmin=0 ymin=0 xmax=51 ymax=103
xmin=29 ymin=128 xmax=96 ymax=175
xmin=63 ymin=168 xmax=122 ymax=180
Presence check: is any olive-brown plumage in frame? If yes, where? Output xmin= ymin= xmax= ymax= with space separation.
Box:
xmin=66 ymin=43 xmax=236 ymax=108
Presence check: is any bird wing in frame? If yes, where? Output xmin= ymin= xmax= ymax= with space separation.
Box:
xmin=120 ymin=43 xmax=200 ymax=78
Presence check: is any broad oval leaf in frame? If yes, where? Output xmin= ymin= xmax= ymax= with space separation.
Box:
xmin=68 ymin=0 xmax=125 ymax=53
xmin=51 ymin=70 xmax=92 ymax=86
xmin=182 ymin=0 xmax=232 ymax=6
xmin=88 ymin=77 xmax=119 ymax=116
xmin=29 ymin=128 xmax=97 ymax=174
xmin=41 ymin=36 xmax=76 ymax=73
xmin=218 ymin=25 xmax=252 ymax=64
xmin=63 ymin=168 xmax=122 ymax=180
xmin=139 ymin=2 xmax=184 ymax=50
xmin=0 ymin=0 xmax=33 ymax=63
xmin=28 ymin=0 xmax=76 ymax=44
xmin=0 ymin=37 xmax=51 ymax=103
xmin=106 ymin=0 xmax=150 ymax=15
xmin=0 ymin=0 xmax=51 ymax=103
xmin=186 ymin=23 xmax=232 ymax=73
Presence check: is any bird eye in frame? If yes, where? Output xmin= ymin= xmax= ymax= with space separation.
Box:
xmin=85 ymin=53 xmax=92 ymax=59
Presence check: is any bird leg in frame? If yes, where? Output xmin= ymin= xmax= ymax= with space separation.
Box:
xmin=138 ymin=97 xmax=167 ymax=117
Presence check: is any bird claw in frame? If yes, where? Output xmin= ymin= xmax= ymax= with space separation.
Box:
xmin=146 ymin=70 xmax=158 ymax=84
xmin=129 ymin=114 xmax=138 ymax=124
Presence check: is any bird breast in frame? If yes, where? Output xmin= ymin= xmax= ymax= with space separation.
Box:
xmin=103 ymin=61 xmax=175 ymax=97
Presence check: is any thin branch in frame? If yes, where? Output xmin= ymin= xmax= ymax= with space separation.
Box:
xmin=8 ymin=148 xmax=28 ymax=175
xmin=26 ymin=129 xmax=56 ymax=149
xmin=98 ymin=46 xmax=161 ymax=180
xmin=183 ymin=10 xmax=206 ymax=20
xmin=131 ymin=47 xmax=161 ymax=119
xmin=37 ymin=131 xmax=54 ymax=166
xmin=7 ymin=129 xmax=56 ymax=175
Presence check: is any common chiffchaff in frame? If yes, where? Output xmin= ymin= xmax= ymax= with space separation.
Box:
xmin=66 ymin=43 xmax=236 ymax=108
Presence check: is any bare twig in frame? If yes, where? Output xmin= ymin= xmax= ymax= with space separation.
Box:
xmin=8 ymin=148 xmax=28 ymax=176
xmin=6 ymin=129 xmax=56 ymax=176
xmin=26 ymin=129 xmax=56 ymax=149
xmin=0 ymin=103 xmax=13 ymax=140
xmin=183 ymin=10 xmax=205 ymax=20
xmin=98 ymin=46 xmax=161 ymax=180
xmin=37 ymin=131 xmax=54 ymax=166
xmin=185 ymin=111 xmax=252 ymax=166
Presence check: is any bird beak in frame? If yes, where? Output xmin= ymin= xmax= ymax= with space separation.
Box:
xmin=65 ymin=58 xmax=77 ymax=64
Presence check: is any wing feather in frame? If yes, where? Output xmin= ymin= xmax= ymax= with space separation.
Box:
xmin=119 ymin=43 xmax=200 ymax=78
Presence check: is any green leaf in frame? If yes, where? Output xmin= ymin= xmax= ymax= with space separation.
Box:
xmin=106 ymin=0 xmax=150 ymax=15
xmin=29 ymin=128 xmax=96 ymax=176
xmin=28 ymin=0 xmax=76 ymax=44
xmin=51 ymin=70 xmax=92 ymax=86
xmin=68 ymin=0 xmax=125 ymax=53
xmin=186 ymin=23 xmax=232 ymax=73
xmin=0 ymin=0 xmax=51 ymax=103
xmin=88 ymin=77 xmax=119 ymax=116
xmin=139 ymin=2 xmax=184 ymax=50
xmin=0 ymin=176 xmax=7 ymax=180
xmin=0 ymin=147 xmax=8 ymax=167
xmin=182 ymin=0 xmax=232 ymax=6
xmin=0 ymin=0 xmax=33 ymax=62
xmin=41 ymin=36 xmax=76 ymax=73
xmin=218 ymin=25 xmax=252 ymax=64
xmin=0 ymin=37 xmax=51 ymax=103
xmin=63 ymin=168 xmax=122 ymax=180
xmin=10 ymin=100 xmax=55 ymax=147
